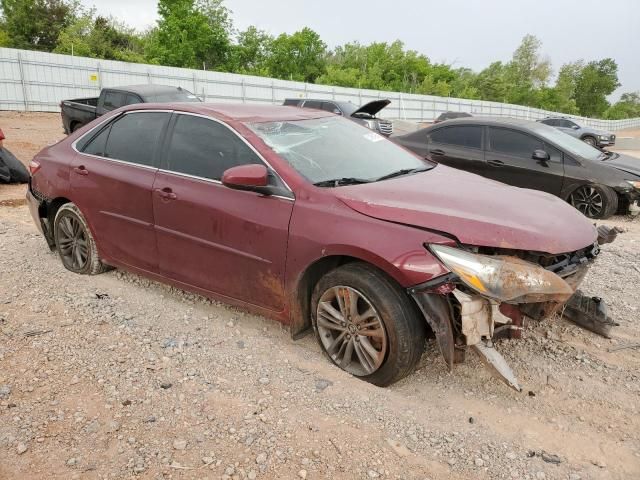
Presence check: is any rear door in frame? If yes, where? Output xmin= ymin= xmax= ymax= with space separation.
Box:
xmin=424 ymin=125 xmax=486 ymax=176
xmin=484 ymin=127 xmax=564 ymax=195
xmin=71 ymin=111 xmax=170 ymax=272
xmin=152 ymin=113 xmax=294 ymax=311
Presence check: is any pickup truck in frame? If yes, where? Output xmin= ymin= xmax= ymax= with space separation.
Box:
xmin=60 ymin=84 xmax=201 ymax=134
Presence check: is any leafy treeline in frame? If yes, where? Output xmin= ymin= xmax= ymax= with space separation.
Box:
xmin=1 ymin=0 xmax=639 ymax=119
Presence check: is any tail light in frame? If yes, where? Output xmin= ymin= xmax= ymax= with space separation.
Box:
xmin=29 ymin=159 xmax=41 ymax=175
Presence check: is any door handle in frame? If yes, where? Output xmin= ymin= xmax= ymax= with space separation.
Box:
xmin=155 ymin=187 xmax=177 ymax=200
xmin=430 ymin=149 xmax=445 ymax=156
xmin=487 ymin=160 xmax=505 ymax=167
xmin=73 ymin=165 xmax=89 ymax=176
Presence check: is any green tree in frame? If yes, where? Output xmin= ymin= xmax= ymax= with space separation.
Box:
xmin=605 ymin=92 xmax=640 ymax=119
xmin=227 ymin=26 xmax=272 ymax=75
xmin=574 ymin=58 xmax=620 ymax=117
xmin=145 ymin=0 xmax=232 ymax=70
xmin=473 ymin=61 xmax=510 ymax=102
xmin=267 ymin=27 xmax=327 ymax=82
xmin=0 ymin=0 xmax=78 ymax=51
xmin=55 ymin=13 xmax=145 ymax=62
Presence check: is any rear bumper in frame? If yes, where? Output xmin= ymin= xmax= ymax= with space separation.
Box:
xmin=26 ymin=187 xmax=44 ymax=235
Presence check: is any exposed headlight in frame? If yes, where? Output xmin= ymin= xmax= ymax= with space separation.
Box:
xmin=626 ymin=180 xmax=640 ymax=190
xmin=599 ymin=135 xmax=609 ymax=140
xmin=429 ymin=244 xmax=574 ymax=303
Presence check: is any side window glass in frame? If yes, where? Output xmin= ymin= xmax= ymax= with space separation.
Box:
xmin=543 ymin=119 xmax=558 ymax=126
xmin=321 ymin=102 xmax=341 ymax=114
xmin=166 ymin=115 xmax=263 ymax=180
xmin=124 ymin=94 xmax=142 ymax=106
xmin=544 ymin=143 xmax=563 ymax=163
xmin=303 ymin=100 xmax=322 ymax=110
xmin=104 ymin=112 xmax=169 ymax=166
xmin=489 ymin=128 xmax=543 ymax=159
xmin=428 ymin=126 xmax=482 ymax=149
xmin=81 ymin=125 xmax=111 ymax=156
xmin=103 ymin=91 xmax=125 ymax=111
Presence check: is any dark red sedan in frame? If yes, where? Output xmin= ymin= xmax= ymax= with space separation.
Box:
xmin=27 ymin=103 xmax=599 ymax=389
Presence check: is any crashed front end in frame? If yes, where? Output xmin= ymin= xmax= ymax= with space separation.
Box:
xmin=409 ymin=240 xmax=600 ymax=391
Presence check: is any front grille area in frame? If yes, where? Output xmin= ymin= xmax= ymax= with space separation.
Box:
xmin=378 ymin=120 xmax=393 ymax=135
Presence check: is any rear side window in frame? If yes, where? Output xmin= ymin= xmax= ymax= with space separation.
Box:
xmin=429 ymin=126 xmax=482 ymax=149
xmin=489 ymin=127 xmax=543 ymax=158
xmin=283 ymin=99 xmax=300 ymax=106
xmin=102 ymin=91 xmax=126 ymax=111
xmin=165 ymin=114 xmax=263 ymax=180
xmin=81 ymin=126 xmax=110 ymax=156
xmin=101 ymin=112 xmax=168 ymax=166
xmin=541 ymin=119 xmax=558 ymax=126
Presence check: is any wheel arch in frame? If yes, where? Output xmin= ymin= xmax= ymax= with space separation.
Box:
xmin=289 ymin=251 xmax=411 ymax=339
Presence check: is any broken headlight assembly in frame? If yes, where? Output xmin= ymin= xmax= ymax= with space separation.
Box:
xmin=429 ymin=244 xmax=574 ymax=304
xmin=625 ymin=180 xmax=640 ymax=190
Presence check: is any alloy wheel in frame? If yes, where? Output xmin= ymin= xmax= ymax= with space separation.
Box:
xmin=316 ymin=286 xmax=388 ymax=376
xmin=583 ymin=137 xmax=596 ymax=146
xmin=570 ymin=186 xmax=603 ymax=218
xmin=57 ymin=214 xmax=89 ymax=271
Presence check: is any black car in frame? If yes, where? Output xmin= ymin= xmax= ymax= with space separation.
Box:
xmin=394 ymin=117 xmax=640 ymax=219
xmin=283 ymin=98 xmax=393 ymax=136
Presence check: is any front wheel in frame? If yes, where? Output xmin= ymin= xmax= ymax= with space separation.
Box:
xmin=582 ymin=136 xmax=597 ymax=147
xmin=569 ymin=184 xmax=618 ymax=219
xmin=311 ymin=262 xmax=426 ymax=386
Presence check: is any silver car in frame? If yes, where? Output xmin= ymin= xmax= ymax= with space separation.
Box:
xmin=537 ymin=117 xmax=615 ymax=148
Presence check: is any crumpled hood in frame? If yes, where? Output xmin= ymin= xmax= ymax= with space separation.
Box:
xmin=604 ymin=153 xmax=640 ymax=178
xmin=335 ymin=165 xmax=597 ymax=255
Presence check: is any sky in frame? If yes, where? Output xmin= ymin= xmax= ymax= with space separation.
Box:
xmin=81 ymin=0 xmax=640 ymax=100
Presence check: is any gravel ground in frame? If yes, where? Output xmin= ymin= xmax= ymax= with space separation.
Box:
xmin=0 ymin=113 xmax=639 ymax=480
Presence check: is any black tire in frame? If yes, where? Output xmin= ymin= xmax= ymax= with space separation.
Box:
xmin=569 ymin=184 xmax=618 ymax=219
xmin=54 ymin=203 xmax=109 ymax=275
xmin=311 ymin=262 xmax=426 ymax=387
xmin=70 ymin=122 xmax=81 ymax=133
xmin=582 ymin=136 xmax=597 ymax=147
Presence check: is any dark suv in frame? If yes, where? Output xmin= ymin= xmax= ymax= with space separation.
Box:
xmin=283 ymin=98 xmax=393 ymax=136
xmin=394 ymin=117 xmax=640 ymax=219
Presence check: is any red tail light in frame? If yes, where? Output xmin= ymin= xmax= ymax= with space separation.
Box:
xmin=29 ymin=159 xmax=41 ymax=175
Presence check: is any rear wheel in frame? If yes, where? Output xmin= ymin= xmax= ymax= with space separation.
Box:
xmin=569 ymin=184 xmax=618 ymax=219
xmin=311 ymin=262 xmax=426 ymax=386
xmin=54 ymin=203 xmax=108 ymax=275
xmin=582 ymin=136 xmax=597 ymax=147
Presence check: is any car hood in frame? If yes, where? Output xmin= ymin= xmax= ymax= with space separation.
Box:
xmin=603 ymin=153 xmax=640 ymax=178
xmin=351 ymin=99 xmax=391 ymax=118
xmin=335 ymin=165 xmax=597 ymax=255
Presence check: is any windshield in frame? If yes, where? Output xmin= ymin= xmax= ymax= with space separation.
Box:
xmin=246 ymin=116 xmax=431 ymax=185
xmin=536 ymin=126 xmax=602 ymax=161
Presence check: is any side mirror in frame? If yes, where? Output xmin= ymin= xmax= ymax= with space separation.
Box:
xmin=571 ymin=124 xmax=580 ymax=130
xmin=532 ymin=149 xmax=550 ymax=162
xmin=222 ymin=164 xmax=271 ymax=194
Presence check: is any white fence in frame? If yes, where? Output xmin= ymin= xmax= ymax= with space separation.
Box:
xmin=1 ymin=47 xmax=639 ymax=131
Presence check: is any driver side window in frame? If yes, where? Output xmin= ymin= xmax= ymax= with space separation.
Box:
xmin=165 ymin=114 xmax=263 ymax=181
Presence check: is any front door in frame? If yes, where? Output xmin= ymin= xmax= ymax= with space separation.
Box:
xmin=425 ymin=125 xmax=486 ymax=176
xmin=484 ymin=127 xmax=565 ymax=196
xmin=152 ymin=113 xmax=294 ymax=312
xmin=70 ymin=111 xmax=170 ymax=272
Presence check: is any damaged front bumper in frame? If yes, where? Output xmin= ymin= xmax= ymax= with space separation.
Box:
xmin=409 ymin=241 xmax=600 ymax=391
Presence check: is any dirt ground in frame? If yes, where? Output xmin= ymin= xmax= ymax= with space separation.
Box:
xmin=1 ymin=113 xmax=639 ymax=480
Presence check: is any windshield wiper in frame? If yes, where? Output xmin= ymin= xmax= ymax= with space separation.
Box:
xmin=313 ymin=177 xmax=372 ymax=187
xmin=376 ymin=167 xmax=431 ymax=182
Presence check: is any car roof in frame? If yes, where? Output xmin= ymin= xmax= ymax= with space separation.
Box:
xmin=119 ymin=102 xmax=335 ymax=123
xmin=107 ymin=84 xmax=193 ymax=97
xmin=427 ymin=116 xmax=551 ymax=131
